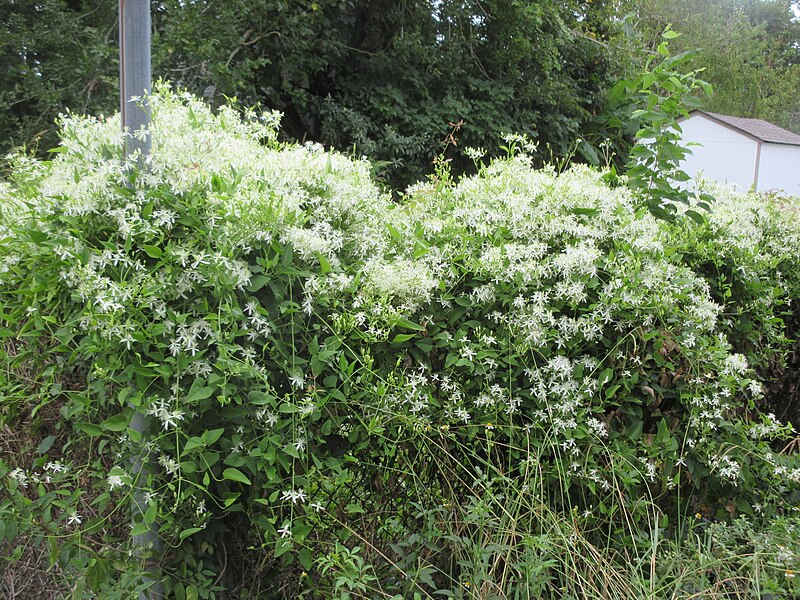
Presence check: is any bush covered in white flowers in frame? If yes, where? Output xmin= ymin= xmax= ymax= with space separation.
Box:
xmin=2 ymin=87 xmax=800 ymax=598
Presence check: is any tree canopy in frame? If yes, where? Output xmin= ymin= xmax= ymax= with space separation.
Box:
xmin=630 ymin=0 xmax=800 ymax=133
xmin=0 ymin=1 xmax=118 ymax=158
xmin=2 ymin=0 xmax=622 ymax=187
xmin=2 ymin=0 xmax=799 ymax=186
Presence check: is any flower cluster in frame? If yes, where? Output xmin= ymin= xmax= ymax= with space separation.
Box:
xmin=3 ymin=86 xmax=800 ymax=595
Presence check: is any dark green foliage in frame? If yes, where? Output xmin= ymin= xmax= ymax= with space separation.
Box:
xmin=204 ymin=0 xmax=621 ymax=188
xmin=1 ymin=0 xmax=621 ymax=188
xmin=630 ymin=0 xmax=800 ymax=133
xmin=0 ymin=0 xmax=119 ymax=163
xmin=623 ymin=32 xmax=713 ymax=219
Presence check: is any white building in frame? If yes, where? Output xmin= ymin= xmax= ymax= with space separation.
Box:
xmin=677 ymin=110 xmax=800 ymax=195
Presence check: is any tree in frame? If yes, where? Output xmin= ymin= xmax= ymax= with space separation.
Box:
xmin=2 ymin=0 xmax=625 ymax=188
xmin=0 ymin=1 xmax=118 ymax=163
xmin=629 ymin=0 xmax=800 ymax=133
xmin=149 ymin=0 xmax=625 ymax=187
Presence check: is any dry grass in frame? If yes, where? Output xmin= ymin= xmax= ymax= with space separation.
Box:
xmin=0 ymin=537 xmax=72 ymax=600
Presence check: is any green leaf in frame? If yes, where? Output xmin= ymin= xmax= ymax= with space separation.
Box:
xmin=222 ymin=468 xmax=251 ymax=485
xmin=570 ymin=207 xmax=600 ymax=217
xmin=179 ymin=527 xmax=203 ymax=541
xmin=274 ymin=538 xmax=293 ymax=557
xmin=174 ymin=583 xmax=186 ymax=600
xmin=71 ymin=576 xmax=86 ymax=600
xmin=144 ymin=501 xmax=158 ymax=525
xmin=202 ymin=428 xmax=225 ymax=445
xmin=186 ymin=379 xmax=214 ymax=403
xmin=184 ymin=437 xmax=205 ymax=452
xmin=394 ymin=317 xmax=424 ymax=331
xmin=101 ymin=413 xmax=129 ymax=432
xmin=247 ymin=275 xmax=270 ymax=292
xmin=685 ymin=209 xmax=707 ymax=225
xmin=413 ymin=239 xmax=429 ymax=258
xmin=37 ymin=435 xmax=56 ymax=454
xmin=415 ymin=338 xmax=434 ymax=353
xmin=293 ymin=522 xmax=313 ymax=540
xmin=180 ymin=460 xmax=197 ymax=473
xmin=2 ymin=519 xmax=15 ymax=543
xmin=392 ymin=333 xmax=416 ymax=343
xmin=142 ymin=245 xmax=162 ymax=259
xmin=298 ymin=548 xmax=314 ymax=570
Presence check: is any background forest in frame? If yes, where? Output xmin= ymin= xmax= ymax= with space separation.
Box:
xmin=2 ymin=0 xmax=799 ymax=187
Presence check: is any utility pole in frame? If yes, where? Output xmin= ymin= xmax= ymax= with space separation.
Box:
xmin=119 ymin=2 xmax=161 ymax=598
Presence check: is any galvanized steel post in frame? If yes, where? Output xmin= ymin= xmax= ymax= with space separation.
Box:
xmin=120 ymin=0 xmax=152 ymax=163
xmin=119 ymin=2 xmax=161 ymax=598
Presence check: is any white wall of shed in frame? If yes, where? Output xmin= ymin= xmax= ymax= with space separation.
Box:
xmin=757 ymin=143 xmax=800 ymax=195
xmin=678 ymin=114 xmax=758 ymax=191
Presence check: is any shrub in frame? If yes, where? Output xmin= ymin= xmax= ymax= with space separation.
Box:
xmin=1 ymin=87 xmax=799 ymax=598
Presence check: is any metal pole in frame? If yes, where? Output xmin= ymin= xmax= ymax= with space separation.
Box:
xmin=120 ymin=2 xmax=161 ymax=598
xmin=120 ymin=0 xmax=152 ymax=163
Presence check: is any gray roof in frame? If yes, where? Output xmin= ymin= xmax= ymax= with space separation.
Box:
xmin=697 ymin=111 xmax=800 ymax=146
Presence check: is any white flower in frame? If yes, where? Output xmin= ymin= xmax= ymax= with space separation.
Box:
xmin=258 ymin=410 xmax=278 ymax=427
xmin=455 ymin=408 xmax=471 ymax=423
xmin=278 ymin=526 xmax=292 ymax=539
xmin=719 ymin=458 xmax=741 ymax=481
xmin=281 ymin=488 xmax=308 ymax=504
xmin=723 ymin=353 xmax=748 ymax=375
xmin=158 ymin=454 xmax=180 ymax=476
xmin=108 ymin=474 xmax=125 ymax=490
xmin=147 ymin=398 xmax=185 ymax=430
xmin=162 ymin=409 xmax=185 ymax=429
xmin=66 ymin=512 xmax=82 ymax=526
xmin=302 ymin=294 xmax=313 ymax=316
xmin=9 ymin=468 xmax=29 ymax=487
xmin=288 ymin=372 xmax=306 ymax=389
xmin=586 ymin=417 xmax=608 ymax=439
xmin=243 ymin=299 xmax=259 ymax=316
xmin=299 ymin=401 xmax=316 ymax=418
xmin=460 ymin=345 xmax=476 ymax=361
